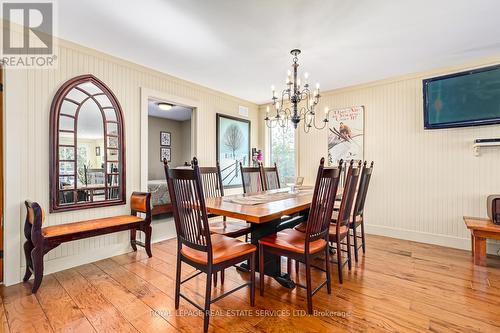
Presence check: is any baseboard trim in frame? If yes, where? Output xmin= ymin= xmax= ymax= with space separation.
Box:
xmin=364 ymin=224 xmax=500 ymax=255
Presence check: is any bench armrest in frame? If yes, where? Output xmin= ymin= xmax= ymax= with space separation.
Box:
xmin=131 ymin=192 xmax=152 ymax=216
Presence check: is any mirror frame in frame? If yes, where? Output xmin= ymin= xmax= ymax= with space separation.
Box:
xmin=49 ymin=74 xmax=126 ymax=212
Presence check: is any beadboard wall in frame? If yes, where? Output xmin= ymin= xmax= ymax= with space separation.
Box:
xmin=262 ymin=56 xmax=500 ymax=253
xmin=3 ymin=34 xmax=259 ymax=285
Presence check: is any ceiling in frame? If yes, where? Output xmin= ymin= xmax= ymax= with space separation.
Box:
xmin=148 ymin=100 xmax=192 ymax=121
xmin=57 ymin=0 xmax=500 ymax=103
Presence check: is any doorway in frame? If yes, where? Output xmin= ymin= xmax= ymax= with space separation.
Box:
xmin=147 ymin=98 xmax=193 ymax=218
xmin=139 ymin=88 xmax=198 ymax=243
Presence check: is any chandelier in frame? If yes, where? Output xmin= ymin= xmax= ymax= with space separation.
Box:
xmin=265 ymin=49 xmax=330 ymax=133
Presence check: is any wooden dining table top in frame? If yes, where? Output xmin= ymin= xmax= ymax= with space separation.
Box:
xmin=204 ymin=188 xmax=314 ymax=224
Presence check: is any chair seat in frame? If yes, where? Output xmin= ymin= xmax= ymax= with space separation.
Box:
xmin=42 ymin=215 xmax=144 ymax=238
xmin=181 ymin=234 xmax=256 ymax=265
xmin=209 ymin=219 xmax=251 ymax=237
xmin=331 ymin=211 xmax=363 ymax=225
xmin=259 ymin=229 xmax=327 ymax=254
xmin=294 ymin=220 xmax=352 ymax=235
xmin=329 ymin=224 xmax=349 ymax=236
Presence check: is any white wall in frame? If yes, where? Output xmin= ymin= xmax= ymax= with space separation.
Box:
xmin=148 ymin=116 xmax=191 ymax=179
xmin=3 ymin=35 xmax=259 ymax=285
xmin=261 ymin=56 xmax=500 ymax=253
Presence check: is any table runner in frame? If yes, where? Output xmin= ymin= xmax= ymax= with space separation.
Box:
xmin=226 ymin=187 xmax=313 ymax=205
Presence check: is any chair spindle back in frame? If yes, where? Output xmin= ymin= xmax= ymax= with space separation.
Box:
xmin=199 ymin=161 xmax=224 ymax=198
xmin=240 ymin=162 xmax=264 ymax=193
xmin=352 ymin=161 xmax=374 ymax=217
xmin=165 ymin=157 xmax=212 ymax=254
xmin=336 ymin=160 xmax=361 ymax=231
xmin=305 ymin=158 xmax=342 ymax=246
xmin=262 ymin=163 xmax=280 ymax=190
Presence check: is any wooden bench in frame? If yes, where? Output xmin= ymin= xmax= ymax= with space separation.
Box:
xmin=463 ymin=216 xmax=500 ymax=266
xmin=23 ymin=192 xmax=152 ymax=293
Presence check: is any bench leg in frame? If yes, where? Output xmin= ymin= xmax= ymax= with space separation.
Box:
xmin=23 ymin=240 xmax=34 ymax=282
xmin=130 ymin=229 xmax=137 ymax=251
xmin=145 ymin=225 xmax=153 ymax=258
xmin=31 ymin=245 xmax=44 ymax=293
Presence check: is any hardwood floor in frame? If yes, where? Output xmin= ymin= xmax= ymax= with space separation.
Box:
xmin=2 ymin=234 xmax=500 ymax=332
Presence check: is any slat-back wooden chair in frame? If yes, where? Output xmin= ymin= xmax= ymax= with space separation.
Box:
xmin=336 ymin=159 xmax=361 ymax=201
xmin=262 ymin=162 xmax=281 ymax=190
xmin=165 ymin=157 xmax=256 ymax=332
xmin=350 ymin=161 xmax=374 ymax=261
xmin=240 ymin=162 xmax=264 ymax=193
xmin=329 ymin=160 xmax=361 ymax=283
xmin=199 ymin=162 xmax=251 ymax=286
xmin=258 ymin=158 xmax=342 ymax=314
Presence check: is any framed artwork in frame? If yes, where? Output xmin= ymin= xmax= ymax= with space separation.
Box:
xmin=160 ymin=131 xmax=171 ymax=146
xmin=328 ymin=106 xmax=364 ymax=165
xmin=95 ymin=146 xmax=101 ymax=156
xmin=160 ymin=147 xmax=171 ymax=162
xmin=216 ymin=113 xmax=251 ymax=188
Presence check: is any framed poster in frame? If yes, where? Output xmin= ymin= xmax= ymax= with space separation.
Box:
xmin=216 ymin=113 xmax=251 ymax=188
xmin=160 ymin=131 xmax=171 ymax=146
xmin=328 ymin=106 xmax=364 ymax=164
xmin=160 ymin=147 xmax=171 ymax=162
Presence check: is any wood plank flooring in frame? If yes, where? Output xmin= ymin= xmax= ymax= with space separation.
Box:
xmin=2 ymin=234 xmax=500 ymax=332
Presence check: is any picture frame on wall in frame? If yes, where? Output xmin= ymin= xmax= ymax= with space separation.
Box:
xmin=327 ymin=106 xmax=364 ymax=165
xmin=160 ymin=147 xmax=171 ymax=162
xmin=160 ymin=131 xmax=171 ymax=146
xmin=216 ymin=113 xmax=251 ymax=188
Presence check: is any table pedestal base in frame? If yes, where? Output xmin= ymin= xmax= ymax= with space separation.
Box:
xmin=244 ymin=213 xmax=306 ymax=290
xmin=237 ymin=263 xmax=296 ymax=289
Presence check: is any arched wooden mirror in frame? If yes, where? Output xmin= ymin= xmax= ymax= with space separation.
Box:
xmin=50 ymin=74 xmax=126 ymax=212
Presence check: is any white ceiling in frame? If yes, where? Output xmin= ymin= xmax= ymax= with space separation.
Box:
xmin=148 ymin=100 xmax=192 ymax=121
xmin=57 ymin=0 xmax=500 ymax=103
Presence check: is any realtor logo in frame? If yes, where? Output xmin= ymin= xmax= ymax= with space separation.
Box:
xmin=2 ymin=1 xmax=56 ymax=67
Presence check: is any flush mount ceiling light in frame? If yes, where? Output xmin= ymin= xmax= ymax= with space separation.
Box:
xmin=157 ymin=102 xmax=173 ymax=111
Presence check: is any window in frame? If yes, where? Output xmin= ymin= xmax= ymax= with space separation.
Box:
xmin=269 ymin=122 xmax=296 ymax=184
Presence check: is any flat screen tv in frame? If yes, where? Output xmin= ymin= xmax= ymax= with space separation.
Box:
xmin=423 ymin=64 xmax=500 ymax=129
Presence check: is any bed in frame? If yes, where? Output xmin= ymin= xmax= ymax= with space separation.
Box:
xmin=147 ymin=180 xmax=172 ymax=216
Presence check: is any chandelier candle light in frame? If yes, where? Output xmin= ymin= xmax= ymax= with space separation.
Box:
xmin=265 ymin=49 xmax=330 ymax=133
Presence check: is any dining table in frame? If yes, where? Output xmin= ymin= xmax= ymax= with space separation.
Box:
xmin=204 ymin=186 xmax=315 ymax=289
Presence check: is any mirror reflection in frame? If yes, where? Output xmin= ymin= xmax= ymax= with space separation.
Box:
xmin=52 ymin=76 xmax=125 ymax=211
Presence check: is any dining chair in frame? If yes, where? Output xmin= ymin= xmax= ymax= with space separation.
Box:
xmin=329 ymin=160 xmax=361 ymax=283
xmin=259 ymin=158 xmax=342 ymax=314
xmin=199 ymin=162 xmax=251 ymax=286
xmin=287 ymin=160 xmax=359 ymax=283
xmin=336 ymin=159 xmax=361 ymax=201
xmin=262 ymin=162 xmax=281 ymax=190
xmin=165 ymin=157 xmax=256 ymax=332
xmin=240 ymin=162 xmax=265 ymax=193
xmin=349 ymin=161 xmax=374 ymax=262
